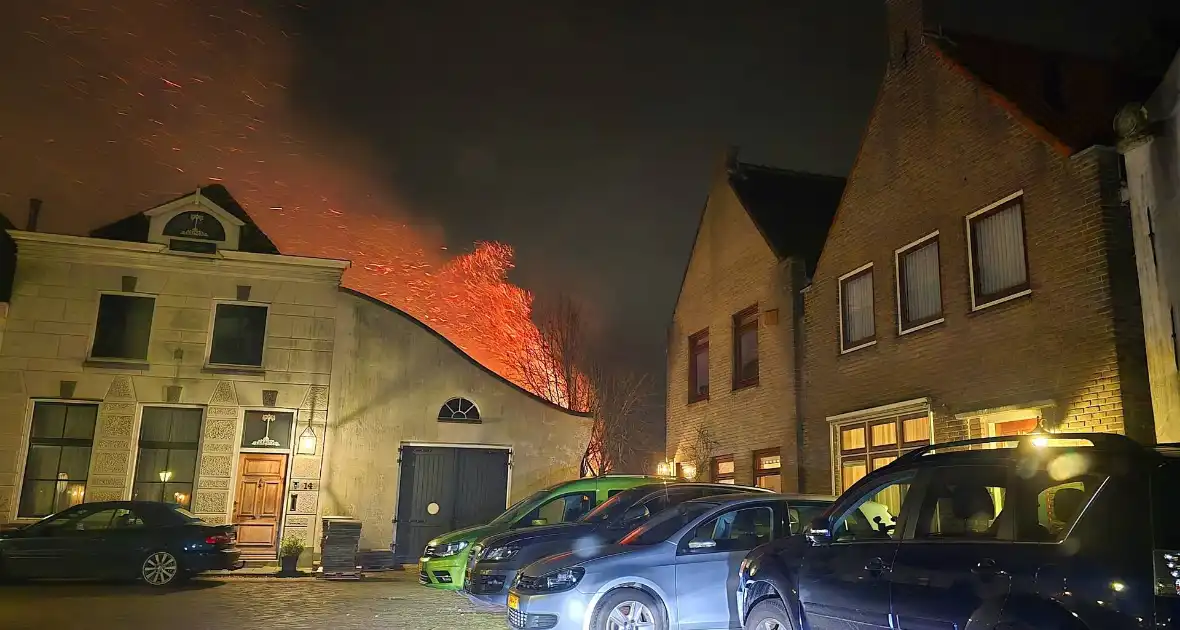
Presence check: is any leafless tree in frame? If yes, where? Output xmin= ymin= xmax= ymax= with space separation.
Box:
xmin=680 ymin=426 xmax=721 ymax=481
xmin=508 ymin=293 xmax=656 ymax=475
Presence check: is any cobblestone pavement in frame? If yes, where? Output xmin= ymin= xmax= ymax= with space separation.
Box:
xmin=0 ymin=572 xmax=505 ymax=630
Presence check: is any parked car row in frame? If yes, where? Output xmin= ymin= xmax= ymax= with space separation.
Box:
xmin=423 ymin=433 xmax=1180 ymax=629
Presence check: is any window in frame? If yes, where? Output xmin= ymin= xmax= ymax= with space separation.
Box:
xmin=1018 ymin=471 xmax=1106 ymax=542
xmin=789 ymin=504 xmax=828 ymax=535
xmin=438 ymin=397 xmax=480 ymax=423
xmin=684 ymin=506 xmax=774 ymax=553
xmin=208 ymin=302 xmax=268 ymax=367
xmin=753 ymin=449 xmax=781 ymax=492
xmin=90 ymin=293 xmax=155 ymax=361
xmin=132 ymin=407 xmax=202 ymax=508
xmin=839 ymin=264 xmax=875 ymax=352
xmin=19 ymin=403 xmax=97 ymax=517
xmin=688 ymin=329 xmax=709 ymax=402
xmin=527 ymin=492 xmax=594 ymax=526
xmin=833 ymin=473 xmax=915 ymax=542
xmin=34 ymin=505 xmax=145 ymax=535
xmin=713 ymin=455 xmax=736 ymax=484
xmin=732 ymin=306 xmax=759 ymax=389
xmin=835 ymin=411 xmax=930 ymax=492
xmin=912 ymin=466 xmax=1009 ymax=540
xmin=895 ymin=233 xmax=943 ymax=333
xmin=968 ymin=192 xmax=1030 ymax=309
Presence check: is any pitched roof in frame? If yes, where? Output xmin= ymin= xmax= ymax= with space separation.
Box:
xmin=89 ymin=184 xmax=280 ymax=254
xmin=928 ymin=29 xmax=1173 ymax=155
xmin=727 ymin=161 xmax=846 ymax=275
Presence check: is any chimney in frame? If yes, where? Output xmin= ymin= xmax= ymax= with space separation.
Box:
xmin=26 ymin=198 xmax=42 ymax=232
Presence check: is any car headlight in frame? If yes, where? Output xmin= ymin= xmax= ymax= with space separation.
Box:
xmin=429 ymin=540 xmax=470 ymax=557
xmin=522 ymin=567 xmax=585 ymax=593
xmin=483 ymin=545 xmax=520 ymax=561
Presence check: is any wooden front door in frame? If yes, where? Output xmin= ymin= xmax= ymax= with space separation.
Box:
xmin=233 ymin=453 xmax=287 ymax=556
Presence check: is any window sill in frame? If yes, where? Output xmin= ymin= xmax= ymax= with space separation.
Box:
xmin=899 ymin=317 xmax=945 ymax=336
xmin=688 ymin=396 xmax=710 ymax=406
xmin=732 ymin=381 xmax=759 ymax=393
xmin=83 ymin=358 xmax=150 ymax=370
xmin=840 ymin=340 xmax=877 ymax=355
xmin=202 ymin=364 xmax=265 ymax=376
xmin=971 ymin=288 xmax=1032 ymax=312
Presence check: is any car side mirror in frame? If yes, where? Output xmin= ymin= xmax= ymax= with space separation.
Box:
xmin=805 ymin=516 xmax=832 ymax=546
xmin=687 ymin=538 xmax=717 ymax=551
xmin=530 ymin=518 xmax=548 ymax=527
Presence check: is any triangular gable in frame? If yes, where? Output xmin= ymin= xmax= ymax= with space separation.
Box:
xmin=144 ymin=189 xmax=246 ymax=227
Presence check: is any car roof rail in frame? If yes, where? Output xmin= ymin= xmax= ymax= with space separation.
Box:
xmin=894 ymin=432 xmax=1143 ymax=465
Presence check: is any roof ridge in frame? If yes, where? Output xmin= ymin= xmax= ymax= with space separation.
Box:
xmin=733 ymin=160 xmax=845 ymax=181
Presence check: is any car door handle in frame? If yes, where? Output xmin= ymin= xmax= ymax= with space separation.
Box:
xmin=972 ymin=558 xmax=998 ymax=577
xmin=865 ymin=557 xmax=890 ymax=576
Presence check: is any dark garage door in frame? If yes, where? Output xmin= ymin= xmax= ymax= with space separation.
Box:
xmin=393 ymin=445 xmax=510 ymax=563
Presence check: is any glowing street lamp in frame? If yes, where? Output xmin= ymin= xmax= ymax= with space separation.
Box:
xmin=297 ymin=424 xmax=317 ymax=455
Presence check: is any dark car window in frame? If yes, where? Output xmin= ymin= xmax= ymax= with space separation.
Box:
xmin=1013 ymin=467 xmax=1108 ymax=543
xmin=521 ymin=492 xmax=593 ymax=526
xmin=581 ymin=485 xmax=663 ymax=524
xmin=789 ymin=504 xmax=829 ymax=535
xmin=910 ymin=466 xmax=1010 ymax=541
xmin=621 ymin=503 xmax=715 ymax=546
xmin=683 ymin=505 xmax=774 ymax=553
xmin=1153 ymin=457 xmax=1180 ymax=549
xmin=833 ymin=472 xmax=915 ymax=542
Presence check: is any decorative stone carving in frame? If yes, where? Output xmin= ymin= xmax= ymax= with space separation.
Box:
xmin=92 ymin=451 xmax=129 ymax=475
xmin=292 ymin=455 xmax=322 ymax=480
xmin=198 ymin=477 xmax=230 ymax=489
xmin=310 ymin=411 xmax=327 ymax=423
xmin=86 ymin=488 xmax=124 ymax=503
xmin=284 ymin=527 xmax=308 ymax=545
xmin=105 ymin=376 xmax=135 ymax=401
xmin=197 ymin=514 xmax=226 ymax=525
xmin=290 ymin=492 xmax=318 ymax=515
xmin=202 ymin=441 xmax=233 ymax=453
xmin=90 ymin=475 xmax=126 ymax=488
xmin=199 ymin=455 xmax=232 ymax=477
xmin=100 ymin=415 xmax=134 ymax=438
xmin=192 ymin=490 xmax=228 ymax=514
xmin=100 ymin=402 xmax=136 ymax=415
xmin=286 ymin=516 xmax=311 ymax=528
xmin=306 ymin=386 xmax=329 ymax=411
xmin=207 ymin=406 xmax=238 ymax=419
xmin=210 ymin=381 xmax=238 ymax=406
xmin=0 ymin=488 xmax=11 ymax=514
xmin=96 ymin=439 xmax=130 ymax=451
xmin=204 ymin=419 xmax=237 ymax=441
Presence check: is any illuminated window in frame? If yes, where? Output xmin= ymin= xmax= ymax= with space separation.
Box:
xmin=834 ymin=411 xmax=931 ymax=492
xmin=19 ymin=403 xmax=97 ymax=517
xmin=438 ymin=397 xmax=481 ymax=423
xmin=839 ymin=264 xmax=875 ymax=353
xmin=713 ymin=455 xmax=736 ymax=484
xmin=132 ymin=407 xmax=202 ymax=509
xmin=753 ymin=448 xmax=781 ymax=491
xmin=688 ymin=330 xmax=709 ymax=403
xmin=732 ymin=307 xmax=759 ymax=389
xmin=895 ymin=233 xmax=942 ymax=333
xmin=968 ymin=193 xmax=1030 ymax=309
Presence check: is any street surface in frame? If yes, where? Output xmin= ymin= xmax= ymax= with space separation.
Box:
xmin=0 ymin=572 xmax=504 ymax=630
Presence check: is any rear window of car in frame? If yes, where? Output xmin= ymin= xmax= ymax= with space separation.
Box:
xmin=1151 ymin=459 xmax=1180 ymax=549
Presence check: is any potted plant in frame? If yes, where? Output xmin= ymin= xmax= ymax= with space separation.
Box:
xmin=279 ymin=535 xmax=305 ymax=575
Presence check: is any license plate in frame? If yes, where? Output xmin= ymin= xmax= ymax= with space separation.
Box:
xmin=507 ymin=592 xmax=519 ymax=610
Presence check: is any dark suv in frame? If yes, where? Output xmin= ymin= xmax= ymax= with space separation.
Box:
xmin=738 ymin=433 xmax=1180 ymax=630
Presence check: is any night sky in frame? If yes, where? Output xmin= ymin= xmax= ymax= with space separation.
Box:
xmin=1 ymin=0 xmax=1177 ymax=407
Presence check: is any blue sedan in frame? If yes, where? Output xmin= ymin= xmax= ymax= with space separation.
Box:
xmin=506 ymin=492 xmax=832 ymax=630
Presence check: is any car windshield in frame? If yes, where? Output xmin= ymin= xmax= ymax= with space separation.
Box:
xmin=490 ymin=489 xmax=554 ymax=525
xmin=620 ymin=502 xmax=714 ymax=546
xmin=580 ymin=486 xmax=659 ymax=524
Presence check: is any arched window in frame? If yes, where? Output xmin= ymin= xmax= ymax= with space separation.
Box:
xmin=438 ymin=397 xmax=480 ymax=423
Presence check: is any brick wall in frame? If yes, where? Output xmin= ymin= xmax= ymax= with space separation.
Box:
xmin=799 ymin=0 xmax=1151 ymax=493
xmin=666 ymin=164 xmax=802 ymax=489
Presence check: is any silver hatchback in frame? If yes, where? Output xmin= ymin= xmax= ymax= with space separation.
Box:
xmin=505 ymin=493 xmax=832 ymax=630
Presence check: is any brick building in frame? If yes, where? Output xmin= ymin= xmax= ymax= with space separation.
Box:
xmin=665 ymin=153 xmax=844 ymax=490
xmin=798 ymin=0 xmax=1159 ymax=494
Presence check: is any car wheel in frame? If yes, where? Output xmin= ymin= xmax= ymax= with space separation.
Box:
xmin=590 ymin=588 xmax=667 ymax=630
xmin=141 ymin=550 xmax=181 ymax=587
xmin=747 ymin=598 xmax=795 ymax=630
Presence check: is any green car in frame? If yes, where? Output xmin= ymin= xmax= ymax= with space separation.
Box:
xmin=417 ymin=475 xmax=660 ymax=589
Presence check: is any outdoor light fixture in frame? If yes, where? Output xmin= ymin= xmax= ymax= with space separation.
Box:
xmin=680 ymin=462 xmax=698 ymax=481
xmin=297 ymin=423 xmax=317 ymax=455
xmin=656 ymin=460 xmax=673 ymax=477
xmin=1030 ymin=417 xmax=1050 ymax=447
xmin=159 ymin=470 xmax=173 ymax=483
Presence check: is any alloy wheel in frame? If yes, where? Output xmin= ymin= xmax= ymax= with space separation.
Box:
xmin=606 ymin=600 xmax=656 ymax=630
xmin=142 ymin=551 xmax=179 ymax=586
xmin=755 ymin=619 xmax=785 ymax=630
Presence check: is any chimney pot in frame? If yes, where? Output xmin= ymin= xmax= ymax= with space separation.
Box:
xmin=26 ymin=199 xmax=42 ymax=232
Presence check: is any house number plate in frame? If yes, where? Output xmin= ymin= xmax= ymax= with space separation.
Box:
xmin=291 ymin=480 xmax=318 ymax=491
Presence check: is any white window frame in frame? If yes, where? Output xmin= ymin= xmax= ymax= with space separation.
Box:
xmin=966 ymin=190 xmax=1032 ymax=311
xmin=87 ymin=290 xmax=157 ymax=364
xmin=827 ymin=398 xmax=934 ymax=494
xmin=894 ymin=231 xmax=944 ymax=335
xmin=14 ymin=399 xmax=101 ymax=521
xmin=204 ymin=300 xmax=270 ymax=370
xmin=838 ymin=262 xmax=876 ymax=354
